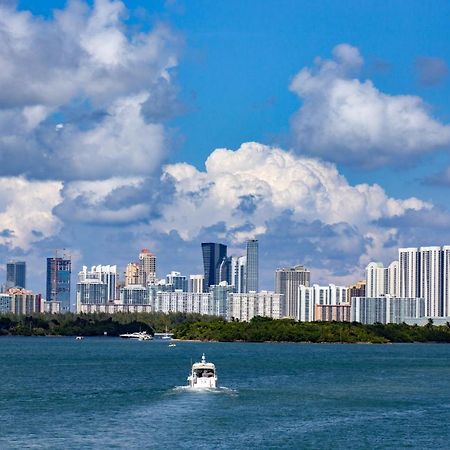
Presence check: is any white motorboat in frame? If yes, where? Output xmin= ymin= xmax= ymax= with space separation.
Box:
xmin=119 ymin=331 xmax=152 ymax=341
xmin=75 ymin=336 xmax=84 ymax=340
xmin=187 ymin=353 xmax=217 ymax=389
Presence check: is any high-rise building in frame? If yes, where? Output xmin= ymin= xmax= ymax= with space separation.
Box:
xmin=231 ymin=256 xmax=246 ymax=293
xmin=46 ymin=256 xmax=71 ymax=312
xmin=347 ymin=280 xmax=366 ymax=303
xmin=120 ymin=285 xmax=148 ymax=305
xmin=76 ymin=279 xmax=107 ymax=312
xmin=79 ymin=265 xmax=117 ymax=302
xmin=365 ymin=262 xmax=388 ymax=297
xmin=166 ymin=271 xmax=188 ymax=291
xmin=125 ymin=262 xmax=139 ymax=286
xmin=399 ymin=246 xmax=448 ymax=317
xmin=387 ymin=261 xmax=400 ymax=297
xmin=201 ymin=243 xmax=227 ymax=288
xmin=275 ymin=265 xmax=310 ymax=319
xmin=246 ymin=239 xmax=259 ymax=292
xmin=6 ymin=261 xmax=26 ymax=289
xmin=139 ymin=249 xmax=156 ymax=285
xmin=189 ymin=275 xmax=205 ymax=293
xmin=299 ymin=284 xmax=348 ymax=322
xmin=219 ymin=256 xmax=232 ymax=285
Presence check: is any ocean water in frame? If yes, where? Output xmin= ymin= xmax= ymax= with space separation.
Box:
xmin=1 ymin=338 xmax=450 ymax=449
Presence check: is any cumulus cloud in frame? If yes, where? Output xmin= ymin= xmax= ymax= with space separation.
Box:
xmin=153 ymin=142 xmax=432 ymax=282
xmin=0 ymin=0 xmax=180 ymax=180
xmin=289 ymin=44 xmax=450 ymax=168
xmin=0 ymin=177 xmax=62 ymax=250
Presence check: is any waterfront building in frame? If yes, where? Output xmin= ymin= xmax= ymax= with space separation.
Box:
xmin=347 ymin=280 xmax=366 ymax=303
xmin=150 ymin=290 xmax=216 ymax=316
xmin=78 ymin=265 xmax=117 ymax=302
xmin=387 ymin=261 xmax=400 ymax=297
xmin=399 ymin=246 xmax=450 ymax=317
xmin=298 ymin=284 xmax=348 ymax=322
xmin=76 ymin=278 xmax=107 ymax=311
xmin=315 ymin=304 xmax=351 ymax=322
xmin=189 ymin=275 xmax=204 ymax=293
xmin=46 ymin=255 xmax=71 ymax=312
xmin=78 ymin=304 xmax=153 ymax=314
xmin=0 ymin=288 xmax=41 ymax=315
xmin=231 ymin=255 xmax=246 ymax=293
xmin=120 ymin=284 xmax=148 ymax=305
xmin=275 ymin=265 xmax=310 ymax=319
xmin=43 ymin=300 xmax=61 ymax=314
xmin=201 ymin=242 xmax=227 ymax=288
xmin=166 ymin=271 xmax=188 ymax=292
xmin=246 ymin=239 xmax=259 ymax=293
xmin=210 ymin=282 xmax=234 ymax=318
xmin=125 ymin=262 xmax=139 ymax=286
xmin=6 ymin=261 xmax=26 ymax=289
xmin=351 ymin=296 xmax=425 ymax=324
xmin=228 ymin=291 xmax=284 ymax=322
xmin=365 ymin=262 xmax=388 ymax=297
xmin=139 ymin=249 xmax=157 ymax=285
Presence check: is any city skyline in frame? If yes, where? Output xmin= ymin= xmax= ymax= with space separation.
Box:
xmin=0 ymin=0 xmax=450 ymax=300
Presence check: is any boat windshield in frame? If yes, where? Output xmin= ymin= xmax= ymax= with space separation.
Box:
xmin=193 ymin=368 xmax=215 ymax=378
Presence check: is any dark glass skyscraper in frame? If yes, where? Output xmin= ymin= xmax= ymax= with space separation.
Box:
xmin=201 ymin=243 xmax=227 ymax=289
xmin=46 ymin=257 xmax=72 ymax=312
xmin=6 ymin=261 xmax=26 ymax=289
xmin=246 ymin=239 xmax=259 ymax=292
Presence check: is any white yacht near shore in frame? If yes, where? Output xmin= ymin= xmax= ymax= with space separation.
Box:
xmin=187 ymin=353 xmax=217 ymax=389
xmin=119 ymin=331 xmax=152 ymax=341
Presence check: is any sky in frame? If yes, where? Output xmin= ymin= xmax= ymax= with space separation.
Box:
xmin=1 ymin=0 xmax=450 ymax=295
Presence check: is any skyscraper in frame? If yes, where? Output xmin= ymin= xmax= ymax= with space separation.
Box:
xmin=125 ymin=262 xmax=139 ymax=286
xmin=138 ymin=249 xmax=157 ymax=285
xmin=46 ymin=256 xmax=72 ymax=312
xmin=189 ymin=275 xmax=205 ymax=293
xmin=275 ymin=265 xmax=310 ymax=319
xmin=365 ymin=262 xmax=388 ymax=297
xmin=6 ymin=261 xmax=26 ymax=289
xmin=201 ymin=243 xmax=227 ymax=289
xmin=246 ymin=239 xmax=259 ymax=292
xmin=79 ymin=265 xmax=117 ymax=302
xmin=231 ymin=255 xmax=246 ymax=293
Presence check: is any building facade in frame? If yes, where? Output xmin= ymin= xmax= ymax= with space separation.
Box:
xmin=201 ymin=242 xmax=227 ymax=289
xmin=351 ymin=296 xmax=425 ymax=324
xmin=228 ymin=291 xmax=284 ymax=322
xmin=166 ymin=271 xmax=188 ymax=292
xmin=6 ymin=261 xmax=26 ymax=289
xmin=315 ymin=304 xmax=351 ymax=322
xmin=139 ymin=249 xmax=157 ymax=285
xmin=246 ymin=239 xmax=259 ymax=293
xmin=0 ymin=289 xmax=41 ymax=315
xmin=46 ymin=256 xmax=71 ymax=312
xmin=125 ymin=262 xmax=139 ymax=286
xmin=189 ymin=275 xmax=205 ymax=293
xmin=275 ymin=265 xmax=310 ymax=319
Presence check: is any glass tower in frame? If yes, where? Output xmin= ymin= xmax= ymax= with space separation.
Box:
xmin=201 ymin=243 xmax=227 ymax=289
xmin=6 ymin=261 xmax=26 ymax=289
xmin=46 ymin=257 xmax=72 ymax=312
xmin=246 ymin=239 xmax=259 ymax=292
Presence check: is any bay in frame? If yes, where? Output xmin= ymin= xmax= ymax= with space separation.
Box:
xmin=1 ymin=337 xmax=450 ymax=449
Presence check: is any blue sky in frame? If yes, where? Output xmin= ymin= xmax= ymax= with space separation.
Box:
xmin=2 ymin=0 xmax=450 ymax=294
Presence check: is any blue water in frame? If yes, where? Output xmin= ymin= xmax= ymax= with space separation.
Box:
xmin=1 ymin=338 xmax=450 ymax=449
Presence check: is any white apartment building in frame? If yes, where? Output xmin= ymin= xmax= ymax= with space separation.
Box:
xmin=149 ymin=291 xmax=217 ymax=316
xmin=351 ymin=296 xmax=425 ymax=324
xmin=228 ymin=291 xmax=284 ymax=322
xmin=298 ymin=284 xmax=348 ymax=322
xmin=189 ymin=275 xmax=205 ymax=293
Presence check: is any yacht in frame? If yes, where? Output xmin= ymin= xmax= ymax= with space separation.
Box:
xmin=187 ymin=353 xmax=217 ymax=389
xmin=119 ymin=331 xmax=152 ymax=341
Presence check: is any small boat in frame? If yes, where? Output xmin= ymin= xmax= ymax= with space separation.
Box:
xmin=168 ymin=343 xmax=177 ymax=348
xmin=75 ymin=336 xmax=84 ymax=340
xmin=187 ymin=353 xmax=217 ymax=389
xmin=119 ymin=331 xmax=152 ymax=341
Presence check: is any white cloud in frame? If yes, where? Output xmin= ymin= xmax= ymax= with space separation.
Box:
xmin=155 ymin=142 xmax=431 ymax=280
xmin=0 ymin=177 xmax=62 ymax=249
xmin=0 ymin=0 xmax=179 ymax=180
xmin=289 ymin=44 xmax=450 ymax=168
